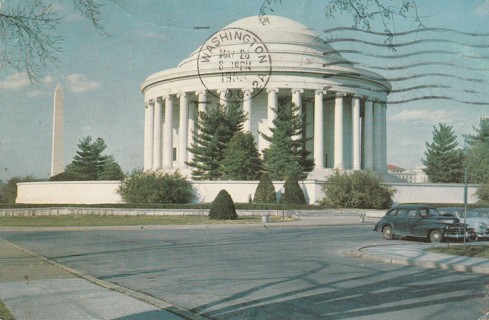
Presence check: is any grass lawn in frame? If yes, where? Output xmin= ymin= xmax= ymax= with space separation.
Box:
xmin=0 ymin=299 xmax=15 ymax=320
xmin=426 ymin=245 xmax=489 ymax=258
xmin=0 ymin=215 xmax=295 ymax=227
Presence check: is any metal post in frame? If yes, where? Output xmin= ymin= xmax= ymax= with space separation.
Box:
xmin=463 ymin=168 xmax=468 ymax=252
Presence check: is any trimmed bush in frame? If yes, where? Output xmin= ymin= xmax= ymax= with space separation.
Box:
xmin=253 ymin=172 xmax=276 ymax=203
xmin=476 ymin=183 xmax=489 ymax=202
xmin=209 ymin=189 xmax=238 ymax=220
xmin=321 ymin=171 xmax=396 ymax=209
xmin=117 ymin=170 xmax=193 ymax=204
xmin=283 ymin=176 xmax=306 ymax=205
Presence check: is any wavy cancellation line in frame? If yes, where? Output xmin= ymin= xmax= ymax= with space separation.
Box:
xmin=387 ymin=96 xmax=489 ymax=106
xmin=322 ymin=71 xmax=486 ymax=84
xmin=325 ymin=82 xmax=482 ymax=96
xmin=318 ymin=26 xmax=489 ymax=106
xmin=325 ymin=37 xmax=489 ymax=49
xmin=321 ymin=60 xmax=489 ymax=72
xmin=321 ymin=82 xmax=486 ymax=106
xmin=323 ymin=49 xmax=489 ymax=61
xmin=323 ymin=26 xmax=489 ymax=38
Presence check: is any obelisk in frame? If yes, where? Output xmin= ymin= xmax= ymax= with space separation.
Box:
xmin=50 ymin=83 xmax=64 ymax=177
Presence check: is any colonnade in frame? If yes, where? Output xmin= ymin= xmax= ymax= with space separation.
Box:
xmin=143 ymin=88 xmax=387 ymax=176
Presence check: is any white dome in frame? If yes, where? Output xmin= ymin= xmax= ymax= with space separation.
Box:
xmin=142 ymin=15 xmax=391 ymax=96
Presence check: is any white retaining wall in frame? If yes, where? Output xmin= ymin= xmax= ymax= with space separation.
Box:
xmin=16 ymin=180 xmax=481 ymax=205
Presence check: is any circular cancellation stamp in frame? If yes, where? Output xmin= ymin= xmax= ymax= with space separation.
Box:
xmin=197 ymin=27 xmax=272 ymax=103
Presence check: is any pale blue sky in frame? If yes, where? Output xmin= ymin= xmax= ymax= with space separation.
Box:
xmin=1 ymin=0 xmax=489 ymax=182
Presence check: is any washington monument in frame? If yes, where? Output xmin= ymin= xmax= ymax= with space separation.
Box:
xmin=50 ymin=83 xmax=64 ymax=177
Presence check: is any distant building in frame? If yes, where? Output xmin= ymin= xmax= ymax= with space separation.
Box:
xmin=387 ymin=164 xmax=429 ymax=183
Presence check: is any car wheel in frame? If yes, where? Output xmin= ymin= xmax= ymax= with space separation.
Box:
xmin=429 ymin=230 xmax=443 ymax=243
xmin=467 ymin=231 xmax=478 ymax=242
xmin=383 ymin=226 xmax=393 ymax=240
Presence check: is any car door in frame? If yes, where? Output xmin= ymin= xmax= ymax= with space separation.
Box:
xmin=395 ymin=208 xmax=409 ymax=235
xmin=401 ymin=209 xmax=418 ymax=236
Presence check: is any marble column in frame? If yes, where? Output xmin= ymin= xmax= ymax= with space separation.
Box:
xmin=266 ymin=88 xmax=279 ymax=148
xmin=373 ymin=100 xmax=382 ymax=171
xmin=196 ymin=90 xmax=207 ymax=113
xmin=242 ymin=89 xmax=253 ymax=132
xmin=163 ymin=95 xmax=173 ymax=168
xmin=144 ymin=100 xmax=154 ymax=171
xmin=292 ymin=88 xmax=304 ymax=141
xmin=364 ymin=98 xmax=374 ymax=170
xmin=314 ymin=90 xmax=326 ymax=168
xmin=187 ymin=97 xmax=196 ymax=164
xmin=292 ymin=88 xmax=304 ymax=113
xmin=352 ymin=95 xmax=362 ymax=170
xmin=178 ymin=92 xmax=188 ymax=168
xmin=218 ymin=89 xmax=229 ymax=107
xmin=334 ymin=92 xmax=346 ymax=170
xmin=153 ymin=97 xmax=163 ymax=169
xmin=381 ymin=102 xmax=388 ymax=173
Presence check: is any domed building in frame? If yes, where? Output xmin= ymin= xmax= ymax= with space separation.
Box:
xmin=140 ymin=15 xmax=391 ymax=179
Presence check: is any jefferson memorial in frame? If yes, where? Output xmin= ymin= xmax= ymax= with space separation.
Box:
xmin=140 ymin=15 xmax=390 ymax=179
xmin=18 ymin=17 xmax=482 ymax=205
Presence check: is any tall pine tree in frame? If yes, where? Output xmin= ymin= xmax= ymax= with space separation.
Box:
xmin=186 ymin=102 xmax=246 ymax=180
xmin=220 ymin=132 xmax=263 ymax=180
xmin=261 ymin=102 xmax=314 ymax=180
xmin=422 ymin=123 xmax=464 ymax=183
xmin=464 ymin=118 xmax=489 ymax=183
xmin=63 ymin=136 xmax=124 ymax=181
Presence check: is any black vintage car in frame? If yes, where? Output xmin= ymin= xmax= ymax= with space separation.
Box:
xmin=374 ymin=205 xmax=475 ymax=243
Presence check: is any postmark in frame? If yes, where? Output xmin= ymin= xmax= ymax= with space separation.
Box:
xmin=197 ymin=27 xmax=272 ymax=103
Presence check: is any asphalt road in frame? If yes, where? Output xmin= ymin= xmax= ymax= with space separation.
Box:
xmin=2 ymin=225 xmax=489 ymax=320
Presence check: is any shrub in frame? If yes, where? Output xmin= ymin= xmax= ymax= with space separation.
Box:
xmin=117 ymin=170 xmax=193 ymax=204
xmin=253 ymin=172 xmax=276 ymax=203
xmin=1 ymin=176 xmax=40 ymax=203
xmin=283 ymin=176 xmax=306 ymax=205
xmin=476 ymin=183 xmax=489 ymax=202
xmin=209 ymin=189 xmax=238 ymax=220
xmin=321 ymin=171 xmax=396 ymax=209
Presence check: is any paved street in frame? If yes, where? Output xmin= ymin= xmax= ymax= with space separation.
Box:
xmin=1 ymin=224 xmax=489 ymax=319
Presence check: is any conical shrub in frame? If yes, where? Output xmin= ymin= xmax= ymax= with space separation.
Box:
xmin=209 ymin=189 xmax=238 ymax=220
xmin=283 ymin=176 xmax=306 ymax=205
xmin=253 ymin=172 xmax=276 ymax=203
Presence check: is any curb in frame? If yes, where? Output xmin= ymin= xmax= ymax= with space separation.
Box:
xmin=0 ymin=238 xmax=210 ymax=320
xmin=347 ymin=244 xmax=489 ymax=275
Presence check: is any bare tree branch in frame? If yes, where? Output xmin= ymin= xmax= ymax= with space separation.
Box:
xmin=0 ymin=0 xmax=106 ymax=83
xmin=259 ymin=0 xmax=425 ymax=51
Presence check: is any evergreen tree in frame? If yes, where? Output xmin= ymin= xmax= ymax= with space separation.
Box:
xmin=464 ymin=141 xmax=489 ymax=184
xmin=253 ymin=172 xmax=276 ymax=203
xmin=98 ymin=155 xmax=124 ymax=180
xmin=261 ymin=102 xmax=314 ymax=180
xmin=282 ymin=175 xmax=306 ymax=205
xmin=220 ymin=132 xmax=263 ymax=180
xmin=463 ymin=118 xmax=489 ymax=183
xmin=64 ymin=136 xmax=123 ymax=181
xmin=464 ymin=117 xmax=489 ymax=147
xmin=422 ymin=123 xmax=464 ymax=183
xmin=186 ymin=102 xmax=246 ymax=180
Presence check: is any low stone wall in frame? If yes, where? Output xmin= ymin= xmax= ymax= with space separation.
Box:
xmin=15 ymin=180 xmax=481 ymax=205
xmin=0 ymin=207 xmax=385 ymax=218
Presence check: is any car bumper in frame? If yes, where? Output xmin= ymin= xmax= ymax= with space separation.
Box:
xmin=444 ymin=226 xmax=472 ymax=239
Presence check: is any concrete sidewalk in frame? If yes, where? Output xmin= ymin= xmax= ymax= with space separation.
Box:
xmin=0 ymin=238 xmax=201 ymax=320
xmin=349 ymin=242 xmax=489 ymax=275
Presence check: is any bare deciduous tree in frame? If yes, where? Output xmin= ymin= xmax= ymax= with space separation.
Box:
xmin=0 ymin=0 xmax=106 ymax=82
xmin=260 ymin=0 xmax=424 ymax=48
